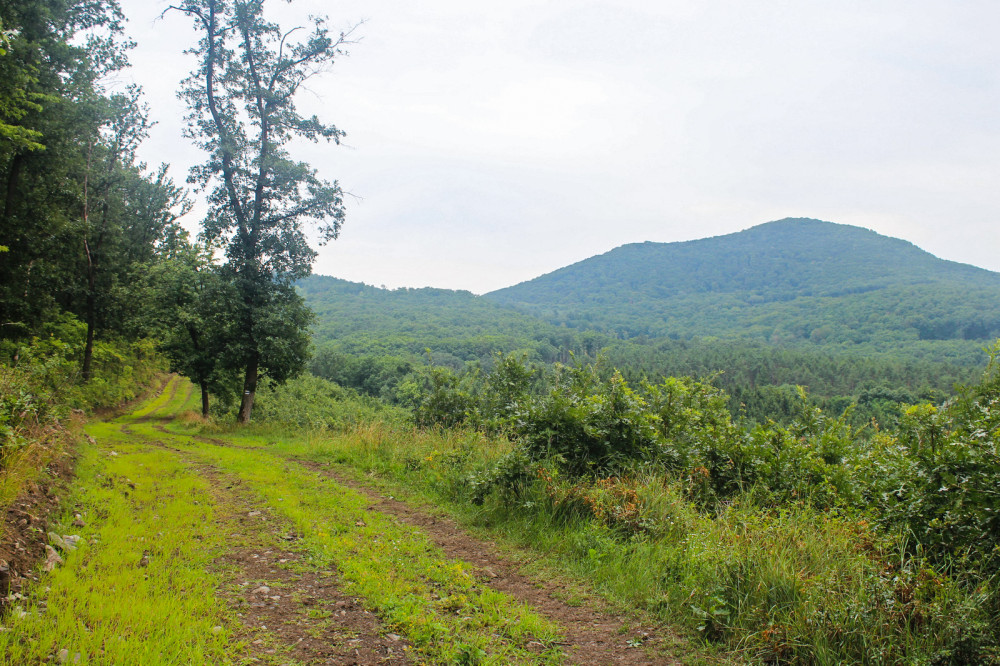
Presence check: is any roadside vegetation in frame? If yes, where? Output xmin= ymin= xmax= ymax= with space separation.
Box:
xmin=243 ymin=350 xmax=1000 ymax=664
xmin=0 ymin=412 xmax=238 ymax=664
xmin=1 ymin=375 xmax=591 ymax=665
xmin=0 ymin=327 xmax=163 ymax=524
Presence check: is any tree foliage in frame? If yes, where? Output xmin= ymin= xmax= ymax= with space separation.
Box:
xmin=1 ymin=0 xmax=188 ymax=377
xmin=140 ymin=235 xmax=237 ymax=415
xmin=170 ymin=0 xmax=353 ymax=421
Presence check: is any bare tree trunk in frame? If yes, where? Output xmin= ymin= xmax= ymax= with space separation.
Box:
xmin=81 ymin=144 xmax=96 ymax=383
xmin=82 ymin=258 xmax=96 ymax=383
xmin=237 ymin=353 xmax=259 ymax=423
xmin=200 ymin=380 xmax=210 ymax=417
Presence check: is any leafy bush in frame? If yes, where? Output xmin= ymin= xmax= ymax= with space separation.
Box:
xmin=859 ymin=343 xmax=1000 ymax=573
xmin=474 ymin=352 xmax=536 ymax=433
xmin=397 ymin=365 xmax=475 ymax=428
xmin=1 ymin=314 xmax=164 ymax=413
xmin=347 ymin=344 xmax=1000 ymax=663
xmin=250 ymin=373 xmax=408 ymax=429
xmin=406 ymin=347 xmax=1000 ymax=589
xmin=513 ymin=366 xmax=657 ymax=474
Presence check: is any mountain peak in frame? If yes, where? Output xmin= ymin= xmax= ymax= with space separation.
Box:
xmin=485 ymin=218 xmax=1000 ymax=346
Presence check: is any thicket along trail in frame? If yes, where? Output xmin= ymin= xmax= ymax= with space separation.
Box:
xmin=0 ymin=376 xmax=687 ymax=665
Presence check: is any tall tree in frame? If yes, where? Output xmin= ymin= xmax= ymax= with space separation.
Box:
xmin=142 ymin=235 xmax=237 ymax=416
xmin=1 ymin=0 xmax=190 ymax=387
xmin=78 ymin=88 xmax=189 ymax=381
xmin=170 ymin=0 xmax=352 ymax=422
xmin=0 ymin=0 xmax=148 ymax=340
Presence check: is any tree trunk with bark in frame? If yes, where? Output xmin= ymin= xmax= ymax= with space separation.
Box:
xmin=200 ymin=380 xmax=210 ymax=417
xmin=82 ymin=247 xmax=97 ymax=383
xmin=237 ymin=353 xmax=259 ymax=423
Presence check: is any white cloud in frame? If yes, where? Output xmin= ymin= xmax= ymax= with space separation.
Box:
xmin=118 ymin=0 xmax=1000 ymax=292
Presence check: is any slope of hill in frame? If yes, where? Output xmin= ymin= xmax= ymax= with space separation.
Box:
xmin=484 ymin=218 xmax=1000 ymax=364
xmin=297 ymin=274 xmax=970 ymax=421
xmin=298 ymin=275 xmax=592 ymax=366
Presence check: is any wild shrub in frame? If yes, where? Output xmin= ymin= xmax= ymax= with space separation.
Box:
xmin=476 ymin=358 xmax=865 ymax=510
xmin=859 ymin=344 xmax=1000 ymax=574
xmin=512 ymin=365 xmax=659 ymax=475
xmin=397 ymin=365 xmax=474 ymax=428
xmin=360 ymin=348 xmax=1000 ymax=663
xmin=0 ymin=366 xmax=55 ymax=463
xmin=474 ymin=352 xmax=536 ymax=433
xmin=250 ymin=374 xmax=407 ymax=429
xmin=1 ymin=315 xmax=163 ymax=414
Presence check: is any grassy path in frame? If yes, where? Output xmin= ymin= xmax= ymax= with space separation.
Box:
xmin=0 ymin=377 xmax=684 ymax=665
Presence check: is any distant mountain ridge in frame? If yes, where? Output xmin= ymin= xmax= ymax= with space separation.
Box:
xmin=483 ymin=218 xmax=1000 ymax=359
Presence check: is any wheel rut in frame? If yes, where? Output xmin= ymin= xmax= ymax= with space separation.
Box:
xmin=140 ymin=433 xmax=412 ymax=665
xmin=140 ymin=376 xmax=690 ymax=664
xmin=198 ymin=464 xmax=413 ymax=665
xmin=297 ymin=461 xmax=684 ymax=665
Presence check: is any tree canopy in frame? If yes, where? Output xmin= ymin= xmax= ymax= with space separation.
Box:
xmin=171 ymin=0 xmax=353 ymax=421
xmin=1 ymin=0 xmax=187 ymax=358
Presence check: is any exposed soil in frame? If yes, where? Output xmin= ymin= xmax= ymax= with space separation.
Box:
xmin=171 ymin=429 xmax=688 ymax=663
xmin=1 ymin=373 xmax=172 ymax=618
xmin=190 ymin=460 xmax=413 ymax=665
xmin=300 ymin=461 xmax=685 ymax=665
xmin=0 ymin=434 xmax=77 ymax=614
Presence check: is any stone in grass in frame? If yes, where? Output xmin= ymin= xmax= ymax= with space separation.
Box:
xmin=72 ymin=514 xmax=85 ymax=528
xmin=48 ymin=533 xmax=82 ymax=552
xmin=56 ymin=648 xmax=80 ymax=663
xmin=43 ymin=546 xmax=63 ymax=572
xmin=47 ymin=533 xmax=69 ymax=552
xmin=47 ymin=533 xmax=82 ymax=553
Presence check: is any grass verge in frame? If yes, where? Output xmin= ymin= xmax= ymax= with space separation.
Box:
xmin=151 ymin=415 xmax=565 ymax=665
xmin=0 ymin=390 xmax=243 ymax=664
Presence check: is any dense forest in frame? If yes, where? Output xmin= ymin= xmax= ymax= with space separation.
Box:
xmin=299 ymin=274 xmax=971 ymax=426
xmin=487 ymin=218 xmax=1000 ymax=366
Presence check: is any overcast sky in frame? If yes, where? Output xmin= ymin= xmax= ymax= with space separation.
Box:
xmin=117 ymin=0 xmax=1000 ymax=294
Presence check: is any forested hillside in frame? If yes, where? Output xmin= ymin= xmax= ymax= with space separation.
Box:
xmin=486 ymin=218 xmax=1000 ymax=365
xmin=299 ymin=274 xmax=970 ymax=424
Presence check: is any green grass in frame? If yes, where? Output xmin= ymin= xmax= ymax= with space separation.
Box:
xmin=0 ymin=407 xmax=242 ymax=663
xmin=260 ymin=419 xmax=999 ymax=665
xmin=151 ymin=418 xmax=565 ymax=665
xmin=3 ymin=377 xmax=573 ymax=665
